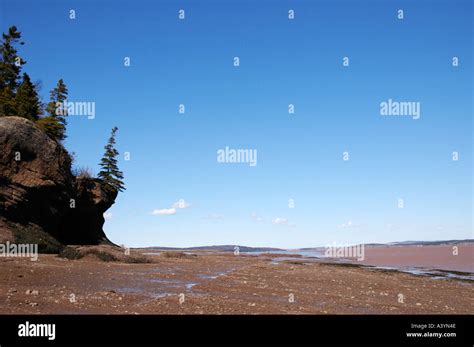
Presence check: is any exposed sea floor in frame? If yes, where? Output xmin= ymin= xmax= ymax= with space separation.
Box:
xmin=243 ymin=249 xmax=474 ymax=282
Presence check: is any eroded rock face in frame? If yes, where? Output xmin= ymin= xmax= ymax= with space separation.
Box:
xmin=60 ymin=178 xmax=117 ymax=245
xmin=0 ymin=116 xmax=116 ymax=250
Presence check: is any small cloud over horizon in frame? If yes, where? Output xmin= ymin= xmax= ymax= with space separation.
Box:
xmin=151 ymin=208 xmax=177 ymax=216
xmin=152 ymin=198 xmax=190 ymax=216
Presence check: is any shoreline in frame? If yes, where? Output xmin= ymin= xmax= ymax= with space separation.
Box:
xmin=145 ymin=242 xmax=474 ymax=281
xmin=1 ymin=246 xmax=472 ymax=314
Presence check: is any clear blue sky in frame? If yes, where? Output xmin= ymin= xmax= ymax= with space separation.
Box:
xmin=1 ymin=0 xmax=472 ymax=248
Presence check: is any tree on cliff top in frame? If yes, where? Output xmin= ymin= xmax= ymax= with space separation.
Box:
xmin=0 ymin=26 xmax=26 ymax=117
xmin=0 ymin=26 xmax=69 ymax=142
xmin=14 ymin=73 xmax=41 ymax=121
xmin=97 ymin=127 xmax=125 ymax=192
xmin=38 ymin=79 xmax=69 ymax=141
xmin=0 ymin=26 xmax=25 ymax=92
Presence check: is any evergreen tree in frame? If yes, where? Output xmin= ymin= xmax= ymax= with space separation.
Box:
xmin=0 ymin=86 xmax=16 ymax=117
xmin=36 ymin=115 xmax=64 ymax=141
xmin=0 ymin=26 xmax=26 ymax=117
xmin=14 ymin=73 xmax=41 ymax=121
xmin=43 ymin=79 xmax=68 ymax=141
xmin=46 ymin=79 xmax=68 ymax=117
xmin=97 ymin=127 xmax=125 ymax=192
xmin=0 ymin=26 xmax=25 ymax=91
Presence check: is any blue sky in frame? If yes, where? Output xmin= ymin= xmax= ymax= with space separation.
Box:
xmin=1 ymin=0 xmax=472 ymax=248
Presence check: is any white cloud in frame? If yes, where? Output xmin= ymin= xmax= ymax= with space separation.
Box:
xmin=251 ymin=212 xmax=264 ymax=223
xmin=103 ymin=212 xmax=113 ymax=220
xmin=151 ymin=208 xmax=177 ymax=216
xmin=272 ymin=217 xmax=288 ymax=225
xmin=151 ymin=198 xmax=191 ymax=216
xmin=172 ymin=199 xmax=191 ymax=209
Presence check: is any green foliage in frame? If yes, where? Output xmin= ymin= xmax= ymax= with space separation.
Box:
xmin=0 ymin=86 xmax=16 ymax=117
xmin=0 ymin=26 xmax=26 ymax=117
xmin=1 ymin=26 xmax=123 ymax=198
xmin=97 ymin=127 xmax=125 ymax=192
xmin=1 ymin=26 xmax=69 ymax=142
xmin=14 ymin=73 xmax=41 ymax=121
xmin=46 ymin=79 xmax=68 ymax=117
xmin=0 ymin=26 xmax=25 ymax=92
xmin=36 ymin=115 xmax=64 ymax=140
xmin=41 ymin=78 xmax=69 ymax=141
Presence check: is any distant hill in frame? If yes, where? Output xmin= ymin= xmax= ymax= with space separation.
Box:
xmin=385 ymin=239 xmax=474 ymax=246
xmin=299 ymin=239 xmax=474 ymax=250
xmin=144 ymin=245 xmax=284 ymax=252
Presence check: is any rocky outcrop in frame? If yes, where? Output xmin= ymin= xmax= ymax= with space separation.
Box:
xmin=0 ymin=116 xmax=116 ymax=251
xmin=61 ymin=177 xmax=117 ymax=245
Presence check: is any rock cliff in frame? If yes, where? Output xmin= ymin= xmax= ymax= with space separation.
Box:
xmin=0 ymin=116 xmax=116 ymax=251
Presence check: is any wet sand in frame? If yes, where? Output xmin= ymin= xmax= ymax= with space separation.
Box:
xmin=0 ymin=249 xmax=472 ymax=314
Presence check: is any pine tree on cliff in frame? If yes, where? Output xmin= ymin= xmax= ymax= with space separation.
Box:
xmin=14 ymin=73 xmax=41 ymax=121
xmin=98 ymin=127 xmax=125 ymax=192
xmin=37 ymin=79 xmax=69 ymax=141
xmin=0 ymin=26 xmax=26 ymax=117
xmin=0 ymin=86 xmax=16 ymax=117
xmin=0 ymin=26 xmax=25 ymax=90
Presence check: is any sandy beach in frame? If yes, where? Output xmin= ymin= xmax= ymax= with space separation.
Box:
xmin=0 ymin=244 xmax=472 ymax=315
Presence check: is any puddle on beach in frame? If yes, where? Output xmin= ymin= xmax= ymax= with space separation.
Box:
xmin=114 ymin=278 xmax=199 ymax=299
xmin=143 ymin=251 xmax=197 ymax=256
xmin=371 ymin=266 xmax=474 ymax=281
xmin=272 ymin=256 xmax=319 ymax=263
xmin=197 ymin=269 xmax=235 ymax=280
xmin=111 ymin=265 xmax=239 ymax=299
xmin=143 ymin=252 xmax=161 ymax=256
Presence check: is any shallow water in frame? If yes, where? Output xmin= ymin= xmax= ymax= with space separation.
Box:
xmin=264 ymin=252 xmax=474 ymax=282
xmin=243 ymin=250 xmax=325 ymax=258
xmin=143 ymin=252 xmax=161 ymax=256
xmin=380 ymin=266 xmax=474 ymax=281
